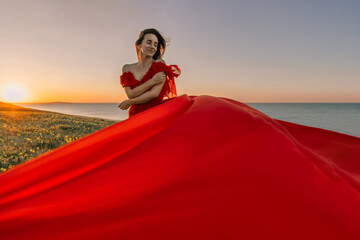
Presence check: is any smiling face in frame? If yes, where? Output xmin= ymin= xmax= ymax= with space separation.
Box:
xmin=138 ymin=33 xmax=159 ymax=57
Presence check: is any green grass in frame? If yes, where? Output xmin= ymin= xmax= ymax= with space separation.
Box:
xmin=0 ymin=102 xmax=119 ymax=173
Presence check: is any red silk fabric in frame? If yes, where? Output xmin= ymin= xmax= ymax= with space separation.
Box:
xmin=1 ymin=94 xmax=360 ymax=239
xmin=120 ymin=61 xmax=181 ymax=117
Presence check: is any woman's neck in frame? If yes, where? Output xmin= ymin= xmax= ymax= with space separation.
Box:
xmin=138 ymin=55 xmax=154 ymax=69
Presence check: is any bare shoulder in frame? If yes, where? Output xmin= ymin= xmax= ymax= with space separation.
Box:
xmin=122 ymin=63 xmax=137 ymax=73
xmin=154 ymin=58 xmax=166 ymax=64
xmin=122 ymin=64 xmax=130 ymax=73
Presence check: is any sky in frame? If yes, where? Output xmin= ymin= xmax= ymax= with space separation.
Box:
xmin=0 ymin=0 xmax=359 ymax=103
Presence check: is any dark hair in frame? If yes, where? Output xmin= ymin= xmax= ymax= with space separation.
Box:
xmin=135 ymin=28 xmax=168 ymax=60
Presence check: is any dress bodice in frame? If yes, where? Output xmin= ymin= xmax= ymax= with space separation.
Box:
xmin=120 ymin=61 xmax=181 ymax=117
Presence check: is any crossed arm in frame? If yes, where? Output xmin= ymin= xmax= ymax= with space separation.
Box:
xmin=127 ymin=81 xmax=165 ymax=103
xmin=118 ymin=59 xmax=181 ymax=110
xmin=118 ymin=82 xmax=165 ymax=110
xmin=118 ymin=60 xmax=167 ymax=110
xmin=123 ymin=59 xmax=166 ymax=99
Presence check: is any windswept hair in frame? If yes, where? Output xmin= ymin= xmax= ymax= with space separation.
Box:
xmin=135 ymin=28 xmax=169 ymax=60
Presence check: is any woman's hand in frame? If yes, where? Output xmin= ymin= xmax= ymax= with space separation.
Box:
xmin=171 ymin=66 xmax=181 ymax=76
xmin=118 ymin=99 xmax=132 ymax=110
xmin=152 ymin=72 xmax=166 ymax=85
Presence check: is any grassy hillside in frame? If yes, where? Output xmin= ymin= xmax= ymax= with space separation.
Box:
xmin=0 ymin=102 xmax=119 ymax=173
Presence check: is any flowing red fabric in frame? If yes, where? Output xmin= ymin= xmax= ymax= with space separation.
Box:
xmin=1 ymin=95 xmax=360 ymax=239
xmin=120 ymin=61 xmax=181 ymax=117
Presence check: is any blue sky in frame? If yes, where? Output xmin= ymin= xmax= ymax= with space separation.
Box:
xmin=0 ymin=0 xmax=359 ymax=103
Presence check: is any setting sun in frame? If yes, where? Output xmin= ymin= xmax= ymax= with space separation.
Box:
xmin=1 ymin=83 xmax=27 ymax=102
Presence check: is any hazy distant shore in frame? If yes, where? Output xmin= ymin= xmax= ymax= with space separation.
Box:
xmin=13 ymin=102 xmax=127 ymax=121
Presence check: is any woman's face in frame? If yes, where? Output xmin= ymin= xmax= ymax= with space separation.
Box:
xmin=138 ymin=33 xmax=158 ymax=57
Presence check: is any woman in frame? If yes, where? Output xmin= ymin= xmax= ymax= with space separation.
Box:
xmin=118 ymin=28 xmax=181 ymax=117
xmin=2 ymin=29 xmax=360 ymax=240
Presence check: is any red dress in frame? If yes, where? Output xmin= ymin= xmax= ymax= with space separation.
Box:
xmin=1 ymin=96 xmax=360 ymax=238
xmin=120 ymin=61 xmax=181 ymax=117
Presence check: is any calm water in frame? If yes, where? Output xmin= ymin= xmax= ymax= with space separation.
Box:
xmin=247 ymin=103 xmax=360 ymax=138
xmin=15 ymin=102 xmax=360 ymax=138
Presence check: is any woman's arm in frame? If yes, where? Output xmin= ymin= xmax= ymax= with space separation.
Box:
xmin=125 ymin=80 xmax=155 ymax=99
xmin=122 ymin=64 xmax=157 ymax=99
xmin=122 ymin=62 xmax=166 ymax=99
xmin=118 ymin=81 xmax=166 ymax=110
xmin=129 ymin=81 xmax=165 ymax=105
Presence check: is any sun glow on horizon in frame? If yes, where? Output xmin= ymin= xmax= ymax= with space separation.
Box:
xmin=1 ymin=83 xmax=27 ymax=103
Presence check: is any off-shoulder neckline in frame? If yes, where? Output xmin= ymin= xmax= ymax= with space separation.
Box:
xmin=123 ymin=61 xmax=159 ymax=82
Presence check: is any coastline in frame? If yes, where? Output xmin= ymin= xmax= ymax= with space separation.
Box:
xmin=13 ymin=102 xmax=127 ymax=121
xmin=0 ymin=102 xmax=119 ymax=173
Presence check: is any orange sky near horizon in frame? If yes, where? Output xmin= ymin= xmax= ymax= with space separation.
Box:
xmin=1 ymin=66 xmax=360 ymax=103
xmin=1 ymin=0 xmax=359 ymax=103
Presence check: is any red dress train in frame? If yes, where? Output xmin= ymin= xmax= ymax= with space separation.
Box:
xmin=1 ymin=63 xmax=360 ymax=239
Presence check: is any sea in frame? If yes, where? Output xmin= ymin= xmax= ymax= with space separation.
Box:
xmin=15 ymin=102 xmax=360 ymax=138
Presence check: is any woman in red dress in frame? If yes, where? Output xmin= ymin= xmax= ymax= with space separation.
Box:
xmin=2 ymin=28 xmax=360 ymax=240
xmin=117 ymin=28 xmax=181 ymax=117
